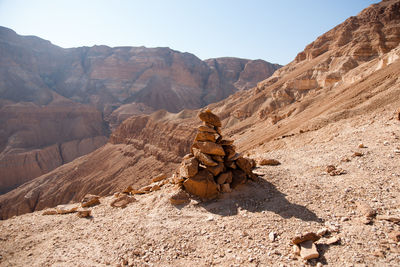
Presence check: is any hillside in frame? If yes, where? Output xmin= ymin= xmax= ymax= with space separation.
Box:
xmin=1 ymin=0 xmax=398 ymax=220
xmin=0 ymin=106 xmax=399 ymax=266
xmin=0 ymin=27 xmax=280 ymax=194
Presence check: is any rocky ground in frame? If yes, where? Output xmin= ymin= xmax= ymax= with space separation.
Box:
xmin=0 ymin=107 xmax=399 ymax=267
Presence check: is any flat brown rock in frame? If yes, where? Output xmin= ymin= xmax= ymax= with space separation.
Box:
xmin=180 ymin=157 xmax=199 ymax=178
xmin=56 ymin=204 xmax=79 ymax=215
xmin=152 ymin=173 xmax=167 ymax=183
xmin=258 ymin=159 xmax=281 ymax=166
xmin=183 ymin=170 xmax=218 ymax=199
xmin=193 ymin=147 xmax=218 ymax=167
xmin=193 ymin=141 xmax=225 ymax=156
xmin=81 ymin=194 xmax=100 ymax=208
xmin=198 ymin=125 xmax=217 ymax=133
xmin=299 ymin=240 xmax=319 ymax=260
xmin=110 ymin=195 xmax=136 ymax=208
xmin=206 ymin=162 xmax=224 ymax=176
xmin=198 ymin=110 xmax=221 ymax=127
xmin=376 ymin=215 xmax=400 ymax=222
xmin=195 ymin=131 xmax=216 ymax=142
xmin=291 ymin=232 xmax=320 ymax=245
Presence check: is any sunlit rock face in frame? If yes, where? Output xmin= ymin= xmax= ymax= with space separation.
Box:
xmin=0 ymin=26 xmax=280 ymax=194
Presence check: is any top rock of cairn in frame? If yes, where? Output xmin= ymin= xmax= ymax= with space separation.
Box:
xmin=175 ymin=109 xmax=257 ymax=200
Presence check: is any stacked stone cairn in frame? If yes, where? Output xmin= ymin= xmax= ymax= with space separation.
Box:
xmin=176 ymin=109 xmax=257 ymax=200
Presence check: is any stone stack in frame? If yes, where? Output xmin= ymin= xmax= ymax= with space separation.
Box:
xmin=176 ymin=109 xmax=256 ymax=200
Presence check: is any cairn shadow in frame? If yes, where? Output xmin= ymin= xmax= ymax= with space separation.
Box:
xmin=199 ymin=177 xmax=322 ymax=222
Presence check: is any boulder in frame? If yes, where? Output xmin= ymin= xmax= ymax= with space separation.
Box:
xmin=195 ymin=131 xmax=216 ymax=142
xmin=81 ymin=194 xmax=100 ymax=207
xmin=231 ymin=169 xmax=247 ymax=188
xmin=192 ymin=141 xmax=225 ymax=156
xmin=236 ymin=157 xmax=253 ymax=174
xmin=198 ymin=110 xmax=221 ymax=127
xmin=183 ymin=170 xmax=218 ymax=199
xmin=193 ymin=148 xmax=218 ymax=167
xmin=180 ymin=157 xmax=199 ymax=178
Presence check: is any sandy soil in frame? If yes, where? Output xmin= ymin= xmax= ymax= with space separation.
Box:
xmin=0 ymin=107 xmax=399 ymax=267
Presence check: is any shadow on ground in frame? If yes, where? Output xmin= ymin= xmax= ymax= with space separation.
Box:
xmin=197 ymin=176 xmax=322 ymax=222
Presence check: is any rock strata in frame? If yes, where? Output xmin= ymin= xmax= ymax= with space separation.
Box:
xmin=175 ymin=109 xmax=257 ymax=200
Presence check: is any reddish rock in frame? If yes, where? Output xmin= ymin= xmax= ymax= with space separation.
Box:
xmin=258 ymin=159 xmax=281 ymax=166
xmin=81 ymin=194 xmax=100 ymax=208
xmin=223 ymin=145 xmax=236 ymax=159
xmin=198 ymin=110 xmax=222 ymax=127
xmin=192 ymin=141 xmax=225 ymax=156
xmin=193 ymin=148 xmax=218 ymax=167
xmin=183 ymin=170 xmax=218 ymax=199
xmin=291 ymin=232 xmax=320 ymax=245
xmin=198 ymin=125 xmax=216 ymax=133
xmin=195 ymin=131 xmax=216 ymax=142
xmin=152 ymin=173 xmax=167 ymax=183
xmin=236 ymin=157 xmax=253 ymax=174
xmin=180 ymin=157 xmax=199 ymax=178
xmin=206 ymin=162 xmax=225 ymax=176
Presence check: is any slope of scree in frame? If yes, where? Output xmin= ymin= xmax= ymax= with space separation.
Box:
xmin=1 ymin=0 xmax=400 ymax=219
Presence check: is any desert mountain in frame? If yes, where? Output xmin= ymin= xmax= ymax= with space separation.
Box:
xmin=1 ymin=0 xmax=399 ymax=223
xmin=0 ymin=26 xmax=280 ymax=194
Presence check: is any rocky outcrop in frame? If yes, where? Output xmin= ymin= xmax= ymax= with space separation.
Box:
xmin=0 ymin=110 xmax=199 ymax=219
xmin=0 ymin=101 xmax=108 ymax=193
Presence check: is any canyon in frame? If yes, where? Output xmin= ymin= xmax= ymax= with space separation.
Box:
xmin=0 ymin=0 xmax=400 ymax=266
xmin=0 ymin=26 xmax=280 ymax=193
xmin=1 ymin=0 xmax=399 ymax=220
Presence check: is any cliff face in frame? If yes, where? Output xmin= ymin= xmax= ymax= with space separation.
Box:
xmin=0 ymin=26 xmax=280 ymax=194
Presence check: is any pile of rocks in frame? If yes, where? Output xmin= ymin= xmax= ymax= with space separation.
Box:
xmin=173 ymin=109 xmax=256 ymax=200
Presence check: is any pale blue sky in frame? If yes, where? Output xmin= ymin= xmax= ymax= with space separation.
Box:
xmin=0 ymin=0 xmax=378 ymax=65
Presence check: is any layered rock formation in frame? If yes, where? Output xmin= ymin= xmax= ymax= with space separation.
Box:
xmin=0 ymin=26 xmax=280 ymax=194
xmin=1 ymin=0 xmax=400 ymax=219
xmin=176 ymin=110 xmax=256 ymax=199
